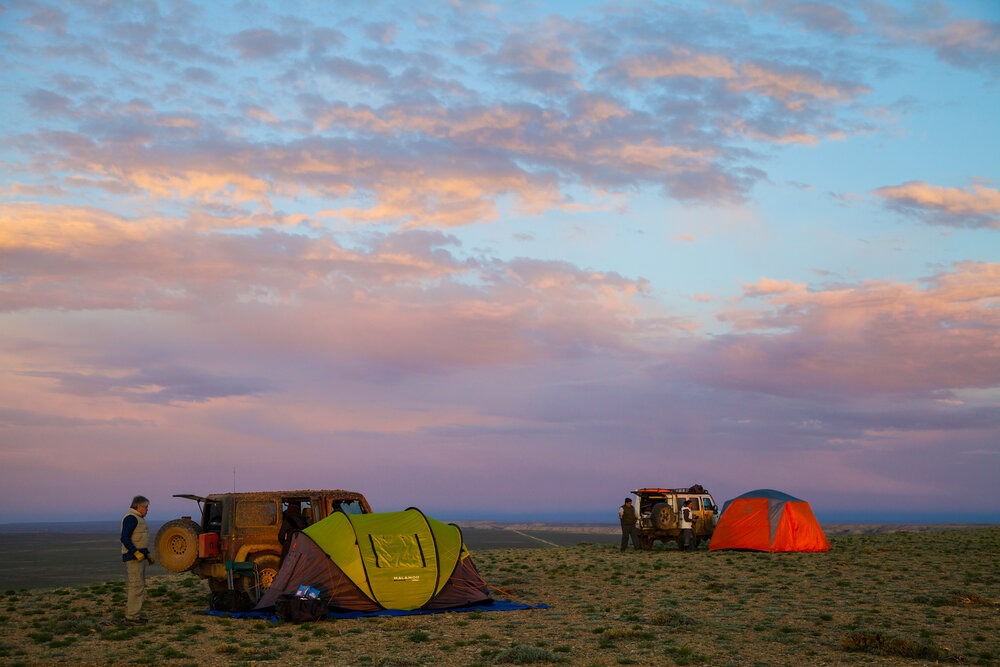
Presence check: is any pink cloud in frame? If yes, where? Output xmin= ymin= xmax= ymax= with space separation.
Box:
xmin=874 ymin=181 xmax=1000 ymax=229
xmin=311 ymin=56 xmax=393 ymax=86
xmin=874 ymin=12 xmax=1000 ymax=73
xmin=228 ymin=28 xmax=301 ymax=59
xmin=364 ymin=22 xmax=398 ymax=46
xmin=18 ymin=88 xmax=755 ymax=221
xmin=921 ymin=19 xmax=1000 ymax=71
xmin=614 ymin=49 xmax=737 ymax=80
xmin=245 ymin=105 xmax=281 ymax=124
xmin=0 ymin=203 xmax=654 ymax=369
xmin=731 ymin=0 xmax=859 ymax=36
xmin=23 ymin=88 xmax=75 ymax=117
xmin=704 ymin=263 xmax=1000 ymax=395
xmin=21 ymin=4 xmax=69 ymax=33
xmin=741 ymin=277 xmax=807 ymax=298
xmin=492 ymin=24 xmax=580 ymax=92
xmin=746 ymin=1 xmax=999 ymax=73
xmin=611 ymin=48 xmax=868 ymax=109
xmin=781 ymin=2 xmax=858 ymax=35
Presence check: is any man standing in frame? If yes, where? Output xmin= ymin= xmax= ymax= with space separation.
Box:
xmin=121 ymin=495 xmax=154 ymax=624
xmin=679 ymin=499 xmax=696 ymax=551
xmin=278 ymin=501 xmax=308 ymax=563
xmin=618 ymin=497 xmax=639 ymax=552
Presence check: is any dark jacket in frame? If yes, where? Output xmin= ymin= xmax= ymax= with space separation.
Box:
xmin=620 ymin=503 xmax=637 ymax=526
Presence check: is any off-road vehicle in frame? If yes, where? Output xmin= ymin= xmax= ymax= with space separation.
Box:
xmin=632 ymin=485 xmax=719 ymax=550
xmin=155 ymin=490 xmax=371 ymax=604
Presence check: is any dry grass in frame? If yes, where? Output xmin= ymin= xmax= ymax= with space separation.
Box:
xmin=1 ymin=527 xmax=997 ymax=666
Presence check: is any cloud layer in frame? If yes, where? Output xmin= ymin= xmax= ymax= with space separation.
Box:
xmin=1 ymin=1 xmax=998 ymax=522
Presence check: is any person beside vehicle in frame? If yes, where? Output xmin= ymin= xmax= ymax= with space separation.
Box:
xmin=279 ymin=501 xmax=309 ymax=562
xmin=618 ymin=497 xmax=640 ymax=552
xmin=121 ymin=495 xmax=154 ymax=624
xmin=679 ymin=499 xmax=696 ymax=551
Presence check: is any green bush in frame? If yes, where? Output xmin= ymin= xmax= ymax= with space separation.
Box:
xmin=841 ymin=631 xmax=944 ymax=660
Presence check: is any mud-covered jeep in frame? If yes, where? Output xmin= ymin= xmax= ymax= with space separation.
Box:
xmin=155 ymin=490 xmax=371 ymax=603
xmin=632 ymin=485 xmax=718 ymax=550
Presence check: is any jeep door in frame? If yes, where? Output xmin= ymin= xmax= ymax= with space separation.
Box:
xmin=697 ymin=495 xmax=717 ymax=534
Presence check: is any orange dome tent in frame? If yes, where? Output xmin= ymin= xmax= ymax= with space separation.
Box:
xmin=709 ymin=489 xmax=830 ymax=552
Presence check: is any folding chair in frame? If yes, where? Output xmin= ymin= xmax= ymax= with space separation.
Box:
xmin=225 ymin=560 xmax=260 ymax=595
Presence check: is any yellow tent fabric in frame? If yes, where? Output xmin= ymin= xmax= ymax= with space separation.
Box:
xmin=303 ymin=508 xmax=465 ymax=610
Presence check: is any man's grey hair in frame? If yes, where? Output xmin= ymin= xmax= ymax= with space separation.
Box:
xmin=131 ymin=495 xmax=150 ymax=509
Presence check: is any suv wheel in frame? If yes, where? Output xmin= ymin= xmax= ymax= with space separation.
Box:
xmin=651 ymin=502 xmax=674 ymax=530
xmin=155 ymin=519 xmax=202 ymax=572
xmin=256 ymin=554 xmax=281 ymax=590
xmin=236 ymin=553 xmax=281 ymax=602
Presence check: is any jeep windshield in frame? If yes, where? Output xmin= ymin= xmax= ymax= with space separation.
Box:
xmin=330 ymin=499 xmax=365 ymax=514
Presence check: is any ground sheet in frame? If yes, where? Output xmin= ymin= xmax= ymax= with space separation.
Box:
xmin=206 ymin=599 xmax=548 ymax=622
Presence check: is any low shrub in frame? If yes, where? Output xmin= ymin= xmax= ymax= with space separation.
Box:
xmin=841 ymin=631 xmax=948 ymax=660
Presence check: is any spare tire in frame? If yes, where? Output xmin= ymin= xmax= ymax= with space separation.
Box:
xmin=651 ymin=502 xmax=674 ymax=530
xmin=155 ymin=519 xmax=202 ymax=572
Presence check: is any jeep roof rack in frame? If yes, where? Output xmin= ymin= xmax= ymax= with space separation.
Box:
xmin=633 ymin=487 xmax=706 ymax=494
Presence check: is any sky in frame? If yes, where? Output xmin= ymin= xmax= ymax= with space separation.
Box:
xmin=1 ymin=0 xmax=998 ymax=525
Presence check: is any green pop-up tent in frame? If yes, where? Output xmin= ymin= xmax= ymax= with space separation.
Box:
xmin=255 ymin=508 xmax=492 ymax=612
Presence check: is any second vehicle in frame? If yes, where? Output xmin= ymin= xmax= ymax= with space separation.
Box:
xmin=631 ymin=485 xmax=719 ymax=550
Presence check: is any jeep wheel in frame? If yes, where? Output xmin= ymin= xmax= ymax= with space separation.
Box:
xmin=638 ymin=536 xmax=654 ymax=551
xmin=155 ymin=519 xmax=201 ymax=572
xmin=256 ymin=554 xmax=281 ymax=589
xmin=651 ymin=503 xmax=674 ymax=530
xmin=237 ymin=554 xmax=281 ymax=602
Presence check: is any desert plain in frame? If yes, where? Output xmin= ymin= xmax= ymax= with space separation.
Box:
xmin=0 ymin=524 xmax=997 ymax=666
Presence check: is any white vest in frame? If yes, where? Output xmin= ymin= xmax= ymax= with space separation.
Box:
xmin=121 ymin=508 xmax=149 ymax=554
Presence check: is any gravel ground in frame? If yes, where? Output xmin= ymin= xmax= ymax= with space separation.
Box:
xmin=1 ymin=527 xmax=997 ymax=666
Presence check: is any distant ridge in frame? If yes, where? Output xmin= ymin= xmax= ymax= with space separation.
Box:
xmin=820 ymin=523 xmax=995 ymax=535
xmin=0 ymin=520 xmax=994 ymax=534
xmin=0 ymin=520 xmax=166 ymax=533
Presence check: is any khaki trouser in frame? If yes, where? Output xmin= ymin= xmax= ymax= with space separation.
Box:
xmin=125 ymin=559 xmax=146 ymax=619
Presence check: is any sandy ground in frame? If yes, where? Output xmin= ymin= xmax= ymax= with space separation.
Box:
xmin=1 ymin=527 xmax=997 ymax=666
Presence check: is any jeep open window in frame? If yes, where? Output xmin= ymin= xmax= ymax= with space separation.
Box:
xmin=701 ymin=496 xmax=716 ymax=512
xmin=281 ymin=499 xmax=313 ymax=526
xmin=204 ymin=500 xmax=223 ymax=533
xmin=331 ymin=498 xmax=365 ymax=514
xmin=637 ymin=495 xmax=663 ymax=515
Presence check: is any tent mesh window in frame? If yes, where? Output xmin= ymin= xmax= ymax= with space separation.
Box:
xmin=370 ymin=534 xmax=425 ymax=568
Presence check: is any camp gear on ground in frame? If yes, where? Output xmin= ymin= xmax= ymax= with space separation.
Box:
xmin=275 ymin=594 xmax=328 ymax=623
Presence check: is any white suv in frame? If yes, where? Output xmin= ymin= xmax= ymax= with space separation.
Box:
xmin=632 ymin=485 xmax=719 ymax=550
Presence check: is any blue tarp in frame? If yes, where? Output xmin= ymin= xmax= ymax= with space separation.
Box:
xmin=207 ymin=599 xmax=548 ymax=622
